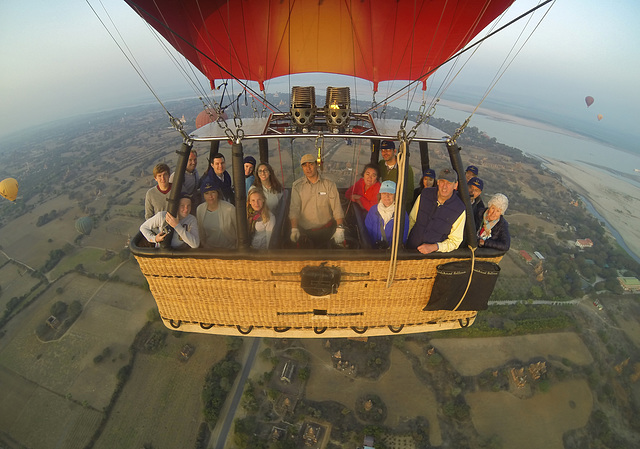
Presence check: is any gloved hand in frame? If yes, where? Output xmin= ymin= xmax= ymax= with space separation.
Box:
xmin=290 ymin=227 xmax=300 ymax=242
xmin=332 ymin=227 xmax=345 ymax=245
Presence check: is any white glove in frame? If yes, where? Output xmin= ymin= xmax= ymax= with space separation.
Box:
xmin=332 ymin=227 xmax=345 ymax=245
xmin=290 ymin=228 xmax=300 ymax=242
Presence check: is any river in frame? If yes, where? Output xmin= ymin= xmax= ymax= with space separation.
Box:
xmin=432 ymin=103 xmax=640 ymax=261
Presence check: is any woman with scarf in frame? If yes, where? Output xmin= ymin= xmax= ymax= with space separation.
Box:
xmin=476 ymin=193 xmax=510 ymax=251
xmin=365 ymin=181 xmax=409 ymax=249
xmin=247 ymin=187 xmax=275 ymax=249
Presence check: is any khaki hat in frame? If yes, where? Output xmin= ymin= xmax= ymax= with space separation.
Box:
xmin=300 ymin=154 xmax=316 ymax=165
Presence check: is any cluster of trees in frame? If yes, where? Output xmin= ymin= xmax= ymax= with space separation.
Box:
xmin=142 ymin=330 xmax=166 ymax=353
xmin=94 ymin=346 xmax=113 ymax=364
xmin=35 ymin=209 xmax=61 ymax=227
xmin=324 ymin=336 xmax=393 ymax=380
xmin=39 ymin=243 xmax=74 ymax=274
xmin=35 ymin=299 xmax=82 ymax=340
xmin=202 ymin=340 xmax=242 ymax=425
xmin=355 ymin=394 xmax=387 ymax=423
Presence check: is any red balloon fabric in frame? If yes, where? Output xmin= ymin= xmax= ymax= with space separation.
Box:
xmin=585 ymin=96 xmax=594 ymax=107
xmin=126 ymin=0 xmax=514 ymax=91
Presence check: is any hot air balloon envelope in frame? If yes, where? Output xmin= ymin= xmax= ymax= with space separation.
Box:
xmin=585 ymin=96 xmax=594 ymax=107
xmin=75 ymin=217 xmax=94 ymax=235
xmin=0 ymin=178 xmax=18 ymax=201
xmin=597 ymin=114 xmax=603 ymax=121
xmin=126 ymin=0 xmax=514 ymax=91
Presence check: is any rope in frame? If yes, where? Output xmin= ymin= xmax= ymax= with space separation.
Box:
xmin=452 ymin=246 xmax=477 ymax=311
xmin=277 ymin=139 xmax=285 ymax=186
xmin=386 ymin=140 xmax=408 ymax=288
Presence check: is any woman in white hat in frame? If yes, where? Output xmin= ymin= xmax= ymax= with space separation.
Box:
xmin=365 ymin=180 xmax=409 ymax=248
xmin=476 ymin=193 xmax=510 ymax=251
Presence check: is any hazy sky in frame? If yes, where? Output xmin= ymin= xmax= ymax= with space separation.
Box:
xmin=1 ymin=0 xmax=639 ymax=149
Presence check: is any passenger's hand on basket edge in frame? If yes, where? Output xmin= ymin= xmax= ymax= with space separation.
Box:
xmin=290 ymin=227 xmax=300 ymax=242
xmin=332 ymin=227 xmax=345 ymax=244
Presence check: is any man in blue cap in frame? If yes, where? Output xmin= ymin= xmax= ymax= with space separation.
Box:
xmin=377 ymin=140 xmax=414 ymax=210
xmin=465 ymin=165 xmax=479 ymax=182
xmin=467 ymin=176 xmax=485 ymax=227
xmin=244 ymin=155 xmax=256 ymax=193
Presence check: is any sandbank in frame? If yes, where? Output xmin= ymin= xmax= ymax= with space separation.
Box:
xmin=541 ymin=158 xmax=640 ymax=260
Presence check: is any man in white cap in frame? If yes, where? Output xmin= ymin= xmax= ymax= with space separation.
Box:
xmin=289 ymin=154 xmax=345 ymax=247
xmin=407 ymin=168 xmax=465 ymax=254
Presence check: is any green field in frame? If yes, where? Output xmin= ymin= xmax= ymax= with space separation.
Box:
xmin=0 ymin=263 xmax=40 ymax=311
xmin=0 ymin=365 xmax=103 ymax=449
xmin=48 ymin=247 xmax=123 ymax=280
xmin=0 ymin=272 xmax=153 ymax=407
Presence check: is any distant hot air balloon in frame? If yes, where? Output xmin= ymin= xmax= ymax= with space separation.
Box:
xmin=75 ymin=216 xmax=94 ymax=235
xmin=597 ymin=114 xmax=603 ymax=121
xmin=0 ymin=178 xmax=18 ymax=201
xmin=585 ymin=96 xmax=594 ymax=107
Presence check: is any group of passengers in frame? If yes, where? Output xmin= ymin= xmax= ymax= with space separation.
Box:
xmin=140 ymin=141 xmax=510 ymax=252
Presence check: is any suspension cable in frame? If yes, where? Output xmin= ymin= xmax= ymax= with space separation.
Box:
xmin=87 ymin=0 xmax=187 ymax=138
xmin=424 ymin=5 xmax=513 ymax=115
xmin=449 ymin=0 xmax=555 ymax=142
xmin=364 ymin=0 xmax=554 ymax=115
xmin=125 ymin=0 xmax=283 ymax=114
xmin=141 ymin=20 xmax=213 ymax=103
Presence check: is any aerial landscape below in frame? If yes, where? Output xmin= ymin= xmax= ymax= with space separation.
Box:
xmin=0 ymin=98 xmax=639 ymax=449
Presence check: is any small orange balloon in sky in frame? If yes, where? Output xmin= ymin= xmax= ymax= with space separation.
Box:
xmin=0 ymin=178 xmax=18 ymax=201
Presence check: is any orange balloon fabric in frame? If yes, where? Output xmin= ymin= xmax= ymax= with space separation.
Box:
xmin=126 ymin=0 xmax=514 ymax=91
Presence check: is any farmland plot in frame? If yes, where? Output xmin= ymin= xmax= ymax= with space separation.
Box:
xmin=467 ymin=379 xmax=592 ymax=449
xmin=93 ymin=331 xmax=228 ymax=449
xmin=0 ymin=263 xmax=40 ymax=310
xmin=0 ymin=365 xmax=102 ymax=449
xmin=432 ymin=333 xmax=593 ymax=376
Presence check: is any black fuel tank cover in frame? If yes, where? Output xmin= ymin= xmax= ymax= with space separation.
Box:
xmin=300 ymin=263 xmax=341 ymax=296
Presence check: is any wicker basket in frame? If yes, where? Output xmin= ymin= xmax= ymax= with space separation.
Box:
xmin=135 ymin=253 xmax=502 ymax=337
